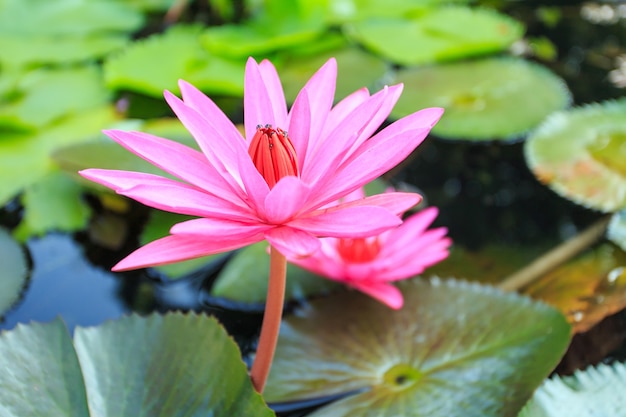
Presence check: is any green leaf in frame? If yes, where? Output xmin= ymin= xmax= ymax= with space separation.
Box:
xmin=0 ymin=314 xmax=275 ymax=416
xmin=109 ymin=0 xmax=176 ymax=12
xmin=608 ymin=210 xmax=626 ymax=251
xmin=518 ymin=362 xmax=626 ymax=417
xmin=265 ymin=278 xmax=571 ymax=417
xmin=13 ymin=171 xmax=91 ymax=241
xmin=140 ymin=210 xmax=226 ymax=279
xmin=0 ymin=35 xmax=128 ymax=69
xmin=346 ymin=7 xmax=524 ymax=65
xmin=391 ymin=58 xmax=571 ymax=141
xmin=0 ymin=0 xmax=143 ymax=37
xmin=0 ymin=67 xmax=111 ymax=131
xmin=104 ymin=25 xmax=245 ymax=97
xmin=211 ymin=241 xmax=339 ymax=304
xmin=0 ymin=228 xmax=29 ymax=317
xmin=525 ymin=99 xmax=626 ymax=212
xmin=277 ymin=46 xmax=389 ymax=103
xmin=0 ymin=106 xmax=118 ymax=206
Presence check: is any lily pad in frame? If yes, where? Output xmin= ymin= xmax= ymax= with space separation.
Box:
xmin=525 ymin=99 xmax=626 ymax=212
xmin=265 ymin=277 xmax=571 ymax=416
xmin=0 ymin=228 xmax=29 ymax=317
xmin=0 ymin=0 xmax=143 ymax=37
xmin=277 ymin=46 xmax=389 ymax=103
xmin=0 ymin=106 xmax=118 ymax=206
xmin=346 ymin=7 xmax=524 ymax=66
xmin=104 ymin=25 xmax=245 ymax=97
xmin=321 ymin=0 xmax=469 ymax=23
xmin=211 ymin=241 xmax=339 ymax=305
xmin=0 ymin=313 xmax=273 ymax=416
xmin=0 ymin=67 xmax=111 ymax=131
xmin=0 ymin=35 xmax=128 ymax=70
xmin=391 ymin=58 xmax=571 ymax=141
xmin=12 ymin=171 xmax=91 ymax=241
xmin=523 ymin=243 xmax=626 ymax=334
xmin=518 ymin=362 xmax=626 ymax=417
xmin=608 ymin=210 xmax=626 ymax=251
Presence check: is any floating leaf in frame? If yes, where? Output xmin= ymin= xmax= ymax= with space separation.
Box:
xmin=211 ymin=241 xmax=338 ymax=305
xmin=265 ymin=278 xmax=571 ymax=417
xmin=0 ymin=67 xmax=111 ymax=131
xmin=13 ymin=171 xmax=91 ymax=241
xmin=346 ymin=7 xmax=524 ymax=66
xmin=525 ymin=99 xmax=626 ymax=212
xmin=0 ymin=228 xmax=28 ymax=317
xmin=200 ymin=12 xmax=324 ymax=59
xmin=0 ymin=35 xmax=128 ymax=69
xmin=277 ymin=46 xmax=389 ymax=103
xmin=0 ymin=0 xmax=143 ymax=37
xmin=608 ymin=210 xmax=626 ymax=251
xmin=518 ymin=362 xmax=626 ymax=417
xmin=0 ymin=106 xmax=118 ymax=206
xmin=110 ymin=0 xmax=175 ymax=12
xmin=391 ymin=58 xmax=571 ymax=141
xmin=0 ymin=313 xmax=274 ymax=416
xmin=524 ymin=243 xmax=626 ymax=334
xmin=140 ymin=210 xmax=226 ymax=279
xmin=104 ymin=25 xmax=244 ymax=97
xmin=320 ymin=0 xmax=465 ymax=23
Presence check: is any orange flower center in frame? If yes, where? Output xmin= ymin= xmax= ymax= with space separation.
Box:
xmin=336 ymin=237 xmax=381 ymax=263
xmin=248 ymin=125 xmax=299 ymax=189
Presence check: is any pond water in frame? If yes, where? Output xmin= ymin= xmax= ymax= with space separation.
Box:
xmin=1 ymin=1 xmax=626 ymax=414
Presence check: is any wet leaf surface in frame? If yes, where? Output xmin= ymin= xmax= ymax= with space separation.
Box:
xmin=0 ymin=228 xmax=29 ymax=318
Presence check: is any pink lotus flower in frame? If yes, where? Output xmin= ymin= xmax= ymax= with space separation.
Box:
xmin=287 ymin=188 xmax=452 ymax=309
xmin=80 ymin=57 xmax=443 ymax=271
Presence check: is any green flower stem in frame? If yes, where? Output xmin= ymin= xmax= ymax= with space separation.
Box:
xmin=500 ymin=215 xmax=611 ymax=292
xmin=250 ymin=246 xmax=287 ymax=393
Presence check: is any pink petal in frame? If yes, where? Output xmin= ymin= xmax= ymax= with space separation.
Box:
xmin=244 ymin=57 xmax=279 ymax=140
xmin=259 ymin=60 xmax=288 ymax=128
xmin=377 ymin=228 xmax=451 ymax=273
xmin=349 ymin=281 xmax=404 ymax=309
xmin=170 ymin=217 xmax=271 ymax=239
xmin=102 ymin=129 xmax=245 ymax=206
xmin=286 ymin=88 xmax=311 ymax=169
xmin=288 ymin=58 xmax=336 ymax=160
xmin=178 ymin=80 xmax=245 ymax=147
xmin=263 ymin=176 xmax=311 ymax=224
xmin=112 ymin=234 xmax=260 ymax=271
xmin=265 ymin=226 xmax=321 ymax=257
xmin=301 ymin=86 xmax=389 ymax=184
xmin=379 ymin=207 xmax=441 ymax=256
xmin=79 ymin=169 xmax=251 ymax=220
xmin=322 ymin=87 xmax=370 ymax=137
xmin=315 ymin=107 xmax=444 ymax=205
xmin=236 ymin=150 xmax=270 ymax=213
xmin=380 ymin=240 xmax=451 ymax=282
xmin=324 ymin=192 xmax=422 ymax=217
xmin=289 ymin=206 xmax=401 ymax=238
xmin=164 ymin=90 xmax=245 ymax=189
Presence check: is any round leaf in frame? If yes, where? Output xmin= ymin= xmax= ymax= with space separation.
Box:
xmin=519 ymin=362 xmax=626 ymax=417
xmin=346 ymin=7 xmax=523 ymax=66
xmin=0 ymin=314 xmax=274 ymax=416
xmin=0 ymin=228 xmax=29 ymax=317
xmin=265 ymin=278 xmax=571 ymax=417
xmin=391 ymin=58 xmax=571 ymax=141
xmin=525 ymin=99 xmax=626 ymax=212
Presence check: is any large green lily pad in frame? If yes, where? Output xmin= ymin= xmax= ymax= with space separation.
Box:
xmin=265 ymin=277 xmax=570 ymax=416
xmin=0 ymin=228 xmax=29 ymax=317
xmin=0 ymin=313 xmax=274 ymax=416
xmin=104 ymin=25 xmax=244 ymax=97
xmin=346 ymin=7 xmax=523 ymax=66
xmin=320 ymin=0 xmax=470 ymax=23
xmin=519 ymin=362 xmax=626 ymax=417
xmin=391 ymin=58 xmax=571 ymax=141
xmin=0 ymin=106 xmax=118 ymax=206
xmin=525 ymin=99 xmax=626 ymax=212
xmin=12 ymin=171 xmax=91 ymax=241
xmin=211 ymin=241 xmax=339 ymax=305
